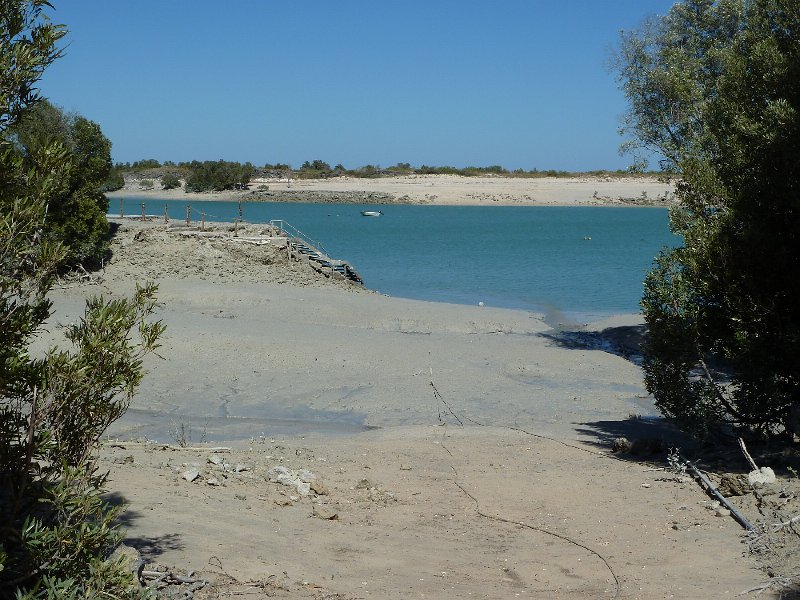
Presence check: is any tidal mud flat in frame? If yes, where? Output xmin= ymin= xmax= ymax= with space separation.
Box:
xmin=42 ymin=218 xmax=797 ymax=599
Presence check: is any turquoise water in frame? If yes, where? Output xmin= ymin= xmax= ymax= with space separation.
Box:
xmin=124 ymin=199 xmax=678 ymax=321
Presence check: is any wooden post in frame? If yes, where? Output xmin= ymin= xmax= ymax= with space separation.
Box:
xmin=201 ymin=209 xmax=205 ymax=231
xmin=186 ymin=205 xmax=191 ymax=226
xmin=140 ymin=202 xmax=146 ymax=221
xmin=120 ymin=198 xmax=124 ymax=218
xmin=234 ymin=218 xmax=238 ymax=237
xmin=164 ymin=204 xmax=168 ymax=224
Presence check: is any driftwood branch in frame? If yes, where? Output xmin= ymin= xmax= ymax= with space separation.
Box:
xmin=698 ymin=356 xmax=746 ymax=421
xmin=695 ymin=355 xmax=761 ymax=424
xmin=738 ymin=574 xmax=800 ymax=596
xmin=772 ymin=514 xmax=800 ymax=533
xmin=738 ymin=437 xmax=759 ymax=472
xmin=748 ymin=513 xmax=800 ymax=545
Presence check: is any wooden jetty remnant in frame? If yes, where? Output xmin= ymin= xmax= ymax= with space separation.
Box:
xmin=269 ymin=220 xmax=364 ymax=285
xmin=269 ymin=219 xmax=363 ymax=284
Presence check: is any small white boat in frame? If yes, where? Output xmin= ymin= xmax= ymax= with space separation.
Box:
xmin=361 ymin=210 xmax=383 ymax=217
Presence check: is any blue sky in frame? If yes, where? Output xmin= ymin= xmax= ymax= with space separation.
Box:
xmin=40 ymin=1 xmax=675 ymax=171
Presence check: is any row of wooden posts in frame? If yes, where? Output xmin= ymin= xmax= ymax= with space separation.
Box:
xmin=118 ymin=198 xmax=244 ymax=232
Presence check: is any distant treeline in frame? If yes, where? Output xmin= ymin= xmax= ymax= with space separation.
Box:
xmin=106 ymin=158 xmax=664 ymax=193
xmin=105 ymin=159 xmax=256 ymax=193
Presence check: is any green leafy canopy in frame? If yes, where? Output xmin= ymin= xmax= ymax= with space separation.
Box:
xmin=1 ymin=2 xmax=163 ymax=596
xmin=615 ymin=0 xmax=800 ymax=437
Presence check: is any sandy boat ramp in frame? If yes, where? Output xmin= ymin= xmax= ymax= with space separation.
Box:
xmin=39 ymin=218 xmax=796 ymax=599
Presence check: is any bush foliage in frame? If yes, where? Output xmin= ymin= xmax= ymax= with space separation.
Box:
xmin=184 ymin=159 xmax=255 ymax=192
xmin=101 ymin=165 xmax=125 ymax=192
xmin=1 ymin=2 xmax=164 ymax=597
xmin=4 ymin=99 xmax=113 ymax=268
xmin=616 ymin=0 xmax=800 ymax=436
xmin=161 ymin=172 xmax=181 ymax=189
xmin=115 ymin=159 xmax=647 ymax=183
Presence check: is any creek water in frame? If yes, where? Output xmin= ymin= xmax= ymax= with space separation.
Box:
xmin=121 ymin=198 xmax=679 ymax=322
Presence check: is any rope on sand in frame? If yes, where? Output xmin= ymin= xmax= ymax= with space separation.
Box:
xmin=449 ymin=464 xmax=622 ymax=599
xmin=429 ymin=379 xmax=622 ymax=599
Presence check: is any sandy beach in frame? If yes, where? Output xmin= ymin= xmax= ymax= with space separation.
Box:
xmin=107 ymin=174 xmax=675 ymax=206
xmin=41 ymin=219 xmax=796 ymax=599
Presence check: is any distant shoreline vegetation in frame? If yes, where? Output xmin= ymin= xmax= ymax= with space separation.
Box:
xmin=103 ymin=158 xmax=672 ymax=194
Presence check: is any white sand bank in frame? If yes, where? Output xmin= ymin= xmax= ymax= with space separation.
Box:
xmin=107 ymin=174 xmax=675 ymax=206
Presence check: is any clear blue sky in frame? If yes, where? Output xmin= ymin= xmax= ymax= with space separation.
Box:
xmin=40 ymin=0 xmax=675 ymax=171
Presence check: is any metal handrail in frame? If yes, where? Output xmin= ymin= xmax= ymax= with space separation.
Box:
xmin=269 ymin=219 xmax=331 ymax=258
xmin=269 ymin=219 xmax=362 ymax=284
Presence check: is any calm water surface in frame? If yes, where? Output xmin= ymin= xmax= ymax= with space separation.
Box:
xmin=124 ymin=199 xmax=678 ymax=322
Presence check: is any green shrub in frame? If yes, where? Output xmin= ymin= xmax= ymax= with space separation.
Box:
xmin=130 ymin=158 xmax=160 ymax=170
xmin=101 ymin=167 xmax=125 ymax=192
xmin=185 ymin=159 xmax=255 ymax=191
xmin=617 ymin=0 xmax=800 ymax=436
xmin=5 ymin=100 xmax=113 ymax=268
xmin=0 ymin=195 xmax=164 ymax=597
xmin=1 ymin=3 xmax=164 ymax=597
xmin=161 ymin=173 xmax=181 ymax=189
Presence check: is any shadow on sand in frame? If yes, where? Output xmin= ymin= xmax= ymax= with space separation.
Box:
xmin=574 ymin=417 xmax=698 ymax=465
xmin=539 ymin=323 xmax=648 ymax=365
xmin=123 ymin=533 xmax=185 ymax=560
xmin=540 ymin=322 xmax=707 ymax=464
xmin=104 ymin=491 xmax=184 ymax=559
